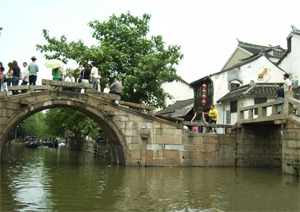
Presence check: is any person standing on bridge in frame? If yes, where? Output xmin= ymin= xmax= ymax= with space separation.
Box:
xmin=90 ymin=62 xmax=99 ymax=91
xmin=28 ymin=56 xmax=39 ymax=85
xmin=5 ymin=62 xmax=13 ymax=93
xmin=65 ymin=72 xmax=75 ymax=91
xmin=52 ymin=67 xmax=63 ymax=91
xmin=208 ymin=104 xmax=218 ymax=134
xmin=11 ymin=60 xmax=21 ymax=95
xmin=0 ymin=62 xmax=4 ymax=91
xmin=275 ymin=83 xmax=284 ymax=114
xmin=283 ymin=73 xmax=292 ymax=91
xmin=21 ymin=62 xmax=29 ymax=93
xmin=191 ymin=106 xmax=207 ymax=133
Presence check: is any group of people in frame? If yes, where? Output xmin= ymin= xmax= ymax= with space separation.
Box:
xmin=191 ymin=73 xmax=293 ymax=133
xmin=0 ymin=56 xmax=39 ymax=94
xmin=191 ymin=104 xmax=218 ymax=134
xmin=67 ymin=63 xmax=123 ymax=96
xmin=0 ymin=58 xmax=123 ymax=96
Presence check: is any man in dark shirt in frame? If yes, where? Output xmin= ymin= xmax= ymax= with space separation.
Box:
xmin=275 ymin=83 xmax=284 ymax=114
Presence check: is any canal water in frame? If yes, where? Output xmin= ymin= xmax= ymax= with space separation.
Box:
xmin=1 ymin=144 xmax=299 ymax=212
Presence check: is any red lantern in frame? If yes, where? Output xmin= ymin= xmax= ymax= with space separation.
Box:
xmin=201 ymin=84 xmax=207 ymax=106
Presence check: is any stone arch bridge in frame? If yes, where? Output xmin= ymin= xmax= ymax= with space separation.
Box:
xmin=1 ymin=81 xmax=299 ymax=175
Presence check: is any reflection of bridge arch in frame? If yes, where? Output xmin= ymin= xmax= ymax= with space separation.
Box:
xmin=0 ymin=91 xmax=130 ymax=165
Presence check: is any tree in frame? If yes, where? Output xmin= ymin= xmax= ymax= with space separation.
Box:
xmin=36 ymin=12 xmax=183 ymax=108
xmin=19 ymin=112 xmax=48 ymax=138
xmin=44 ymin=108 xmax=99 ymax=138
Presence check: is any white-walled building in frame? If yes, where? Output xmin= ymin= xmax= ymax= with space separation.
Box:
xmin=277 ymin=25 xmax=300 ymax=85
xmin=190 ymin=40 xmax=287 ymax=133
xmin=160 ymin=80 xmax=193 ymax=107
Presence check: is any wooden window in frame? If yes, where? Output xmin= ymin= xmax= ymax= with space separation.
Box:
xmin=231 ymin=83 xmax=240 ymax=90
xmin=230 ymin=101 xmax=237 ymax=113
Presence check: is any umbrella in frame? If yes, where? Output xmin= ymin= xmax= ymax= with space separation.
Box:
xmin=44 ymin=60 xmax=65 ymax=69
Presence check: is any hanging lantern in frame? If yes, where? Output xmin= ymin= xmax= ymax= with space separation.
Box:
xmin=201 ymin=84 xmax=207 ymax=106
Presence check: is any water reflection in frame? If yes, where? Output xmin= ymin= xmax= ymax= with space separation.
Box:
xmin=1 ymin=144 xmax=299 ymax=212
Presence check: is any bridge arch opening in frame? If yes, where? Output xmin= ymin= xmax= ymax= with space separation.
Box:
xmin=0 ymin=99 xmax=128 ymax=165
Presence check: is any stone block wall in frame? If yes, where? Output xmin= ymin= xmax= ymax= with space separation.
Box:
xmin=236 ymin=125 xmax=282 ymax=168
xmin=146 ymin=126 xmax=237 ymax=167
xmin=282 ymin=120 xmax=300 ymax=175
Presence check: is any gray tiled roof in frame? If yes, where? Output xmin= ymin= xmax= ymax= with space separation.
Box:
xmin=156 ymin=98 xmax=194 ymax=117
xmin=238 ymin=40 xmax=270 ymax=55
xmin=217 ymin=83 xmax=281 ymax=103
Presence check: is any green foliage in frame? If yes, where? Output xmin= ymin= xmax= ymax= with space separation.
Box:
xmin=44 ymin=108 xmax=99 ymax=138
xmin=290 ymin=154 xmax=300 ymax=176
xmin=44 ymin=109 xmax=66 ymax=137
xmin=36 ymin=12 xmax=183 ymax=108
xmin=19 ymin=112 xmax=48 ymax=138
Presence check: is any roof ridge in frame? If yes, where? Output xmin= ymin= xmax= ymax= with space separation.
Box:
xmin=238 ymin=39 xmax=270 ymax=49
xmin=242 ymin=85 xmax=254 ymax=95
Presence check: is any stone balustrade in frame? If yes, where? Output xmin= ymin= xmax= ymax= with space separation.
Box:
xmin=237 ymin=90 xmax=298 ymax=124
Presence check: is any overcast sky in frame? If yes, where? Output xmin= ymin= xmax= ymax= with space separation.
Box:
xmin=0 ymin=0 xmax=298 ymax=84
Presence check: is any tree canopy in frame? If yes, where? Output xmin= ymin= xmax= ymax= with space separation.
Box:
xmin=19 ymin=112 xmax=48 ymax=138
xmin=36 ymin=12 xmax=183 ymax=108
xmin=44 ymin=108 xmax=99 ymax=138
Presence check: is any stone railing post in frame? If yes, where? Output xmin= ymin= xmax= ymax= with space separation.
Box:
xmin=237 ymin=102 xmax=244 ymax=121
xmin=284 ymin=90 xmax=293 ymax=114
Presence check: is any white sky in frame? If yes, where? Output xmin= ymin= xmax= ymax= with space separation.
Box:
xmin=0 ymin=0 xmax=298 ymax=84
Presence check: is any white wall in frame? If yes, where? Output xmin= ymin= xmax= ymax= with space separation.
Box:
xmin=239 ymin=56 xmax=286 ymax=84
xmin=209 ymin=55 xmax=285 ymax=133
xmin=279 ymin=34 xmax=300 ymax=83
xmin=210 ymin=71 xmax=228 ymax=105
xmin=211 ymin=55 xmax=285 ymax=108
xmin=161 ymin=81 xmax=193 ymax=106
xmin=221 ymin=97 xmax=277 ymax=126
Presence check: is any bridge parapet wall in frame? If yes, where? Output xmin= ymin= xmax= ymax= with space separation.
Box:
xmin=282 ymin=116 xmax=300 ymax=175
xmin=145 ymin=128 xmax=237 ymax=167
